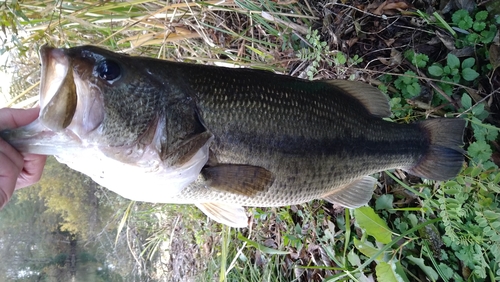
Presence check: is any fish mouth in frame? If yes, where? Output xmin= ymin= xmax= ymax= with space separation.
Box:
xmin=38 ymin=45 xmax=78 ymax=131
xmin=0 ymin=45 xmax=104 ymax=154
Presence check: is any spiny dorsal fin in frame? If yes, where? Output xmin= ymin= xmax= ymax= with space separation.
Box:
xmin=195 ymin=203 xmax=248 ymax=227
xmin=201 ymin=164 xmax=275 ymax=197
xmin=321 ymin=176 xmax=377 ymax=208
xmin=325 ymin=80 xmax=391 ymax=118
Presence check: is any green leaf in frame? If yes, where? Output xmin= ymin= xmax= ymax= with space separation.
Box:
xmin=447 ymin=54 xmax=460 ymax=69
xmin=452 ymin=10 xmax=473 ymax=30
xmin=468 ymin=140 xmax=492 ymax=162
xmin=473 ymin=21 xmax=486 ymax=32
xmin=407 ymin=256 xmax=439 ymax=280
xmin=347 ymin=249 xmax=362 ymax=267
xmin=354 ymin=206 xmax=393 ymax=244
xmin=480 ymin=25 xmax=498 ymax=44
xmin=407 ymin=52 xmax=429 ymax=68
xmin=353 ymin=237 xmax=386 ymax=262
xmin=407 ymin=213 xmax=418 ymax=228
xmin=466 ymin=33 xmax=479 ymax=43
xmin=462 ymin=57 xmax=475 ymax=69
xmin=438 ymin=263 xmax=456 ymax=280
xmin=461 ymin=93 xmax=472 ymax=109
xmin=395 ymin=261 xmax=411 ymax=282
xmin=375 ymin=194 xmax=394 ymax=211
xmin=428 ymin=65 xmax=443 ymax=76
xmin=475 ymin=11 xmax=488 ymax=21
xmin=415 ymin=54 xmax=429 ymax=68
xmin=494 ymin=173 xmax=500 ymax=184
xmin=394 ymin=77 xmax=405 ymax=90
xmin=443 ymin=65 xmax=452 ymax=75
xmin=376 ymin=261 xmax=404 ymax=282
xmin=336 ymin=52 xmax=347 ymax=65
xmin=406 ymin=83 xmax=421 ymax=97
xmin=471 ymin=103 xmax=489 ymax=120
xmin=462 ymin=68 xmax=479 ymax=81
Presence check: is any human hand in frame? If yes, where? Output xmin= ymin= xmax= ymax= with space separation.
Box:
xmin=0 ymin=108 xmax=47 ymax=209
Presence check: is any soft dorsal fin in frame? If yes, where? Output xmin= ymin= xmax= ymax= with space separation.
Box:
xmin=325 ymin=80 xmax=391 ymax=118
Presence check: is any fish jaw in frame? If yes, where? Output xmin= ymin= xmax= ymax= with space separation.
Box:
xmin=0 ymin=119 xmax=85 ymax=155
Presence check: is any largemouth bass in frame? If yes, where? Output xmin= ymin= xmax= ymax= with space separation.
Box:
xmin=0 ymin=45 xmax=465 ymax=227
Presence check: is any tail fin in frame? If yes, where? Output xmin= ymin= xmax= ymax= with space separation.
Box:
xmin=408 ymin=118 xmax=466 ymax=181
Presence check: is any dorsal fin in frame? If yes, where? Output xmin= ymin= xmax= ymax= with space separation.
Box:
xmin=325 ymin=80 xmax=391 ymax=118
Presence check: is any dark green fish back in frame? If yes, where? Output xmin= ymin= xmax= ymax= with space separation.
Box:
xmin=188 ymin=67 xmax=425 ymax=154
xmin=187 ymin=66 xmax=426 ymax=156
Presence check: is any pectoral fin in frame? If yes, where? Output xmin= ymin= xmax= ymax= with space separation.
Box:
xmin=201 ymin=164 xmax=275 ymax=197
xmin=195 ymin=203 xmax=248 ymax=227
xmin=162 ymin=131 xmax=213 ymax=166
xmin=322 ymin=176 xmax=377 ymax=208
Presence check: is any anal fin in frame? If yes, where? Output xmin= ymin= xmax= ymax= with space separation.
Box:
xmin=196 ymin=203 xmax=248 ymax=227
xmin=321 ymin=176 xmax=377 ymax=208
xmin=201 ymin=164 xmax=275 ymax=197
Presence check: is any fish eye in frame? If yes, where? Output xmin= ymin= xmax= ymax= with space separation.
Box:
xmin=96 ymin=60 xmax=121 ymax=81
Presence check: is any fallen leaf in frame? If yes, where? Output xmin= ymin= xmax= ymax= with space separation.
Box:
xmin=442 ymin=0 xmax=476 ymax=14
xmin=347 ymin=37 xmax=359 ymax=47
xmin=384 ymin=38 xmax=396 ymax=47
xmin=378 ymin=48 xmax=402 ymax=66
xmin=489 ymin=44 xmax=500 ymax=71
xmin=383 ymin=2 xmax=409 ymax=15
xmin=373 ymin=1 xmax=388 ymax=15
xmin=435 ymin=30 xmax=456 ymax=50
xmin=373 ymin=0 xmax=409 ymax=15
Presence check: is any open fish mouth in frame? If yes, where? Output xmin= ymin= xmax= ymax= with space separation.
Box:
xmin=38 ymin=45 xmax=78 ymax=131
xmin=0 ymin=45 xmax=105 ymax=154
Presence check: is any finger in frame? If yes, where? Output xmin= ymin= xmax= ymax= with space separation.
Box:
xmin=0 ymin=144 xmax=23 ymax=209
xmin=0 ymin=108 xmax=40 ymax=131
xmin=0 ymin=137 xmax=24 ymax=173
xmin=16 ymin=154 xmax=47 ymax=189
xmin=0 ymin=138 xmax=24 ymax=209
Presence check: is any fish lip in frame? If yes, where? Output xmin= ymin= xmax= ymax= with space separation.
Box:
xmin=39 ymin=45 xmax=70 ymax=109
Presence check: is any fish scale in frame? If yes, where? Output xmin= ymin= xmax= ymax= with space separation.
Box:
xmin=0 ymin=45 xmax=466 ymax=227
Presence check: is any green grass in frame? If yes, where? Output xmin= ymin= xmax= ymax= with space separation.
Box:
xmin=2 ymin=0 xmax=500 ymax=281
